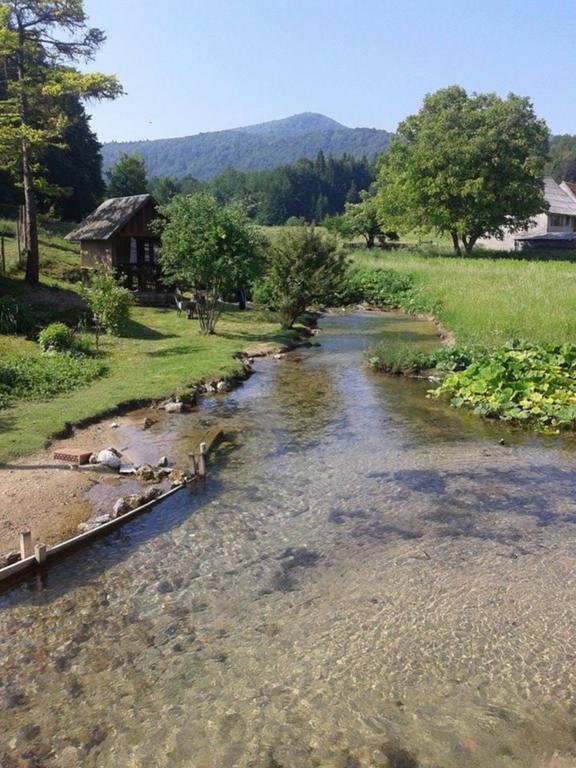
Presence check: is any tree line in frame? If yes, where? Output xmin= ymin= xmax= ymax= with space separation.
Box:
xmin=106 ymin=150 xmax=376 ymax=226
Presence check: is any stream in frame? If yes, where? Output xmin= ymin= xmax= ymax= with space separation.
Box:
xmin=2 ymin=312 xmax=576 ymax=767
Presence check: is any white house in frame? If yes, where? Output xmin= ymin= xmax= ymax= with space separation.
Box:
xmin=479 ymin=177 xmax=576 ymax=251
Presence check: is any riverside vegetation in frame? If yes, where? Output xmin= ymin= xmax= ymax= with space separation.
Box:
xmin=352 ymin=251 xmax=576 ymax=431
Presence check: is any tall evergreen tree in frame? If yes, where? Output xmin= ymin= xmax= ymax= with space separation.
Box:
xmin=106 ymin=154 xmax=148 ymax=198
xmin=0 ymin=1 xmax=122 ymax=284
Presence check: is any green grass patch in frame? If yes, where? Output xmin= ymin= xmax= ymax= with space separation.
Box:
xmin=0 ymin=303 xmax=298 ymax=461
xmin=0 ymin=353 xmax=106 ymax=410
xmin=354 ymin=250 xmax=576 ymax=430
xmin=350 ymin=250 xmax=576 ymax=345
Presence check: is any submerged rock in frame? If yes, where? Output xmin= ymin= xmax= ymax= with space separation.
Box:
xmin=164 ymin=401 xmax=184 ymax=414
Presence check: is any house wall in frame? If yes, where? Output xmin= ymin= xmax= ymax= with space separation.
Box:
xmin=477 ymin=213 xmax=549 ymax=251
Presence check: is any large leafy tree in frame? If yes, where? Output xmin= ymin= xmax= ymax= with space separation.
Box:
xmin=106 ymin=153 xmax=148 ymax=198
xmin=157 ymin=194 xmax=265 ymax=334
xmin=376 ymin=86 xmax=549 ymax=255
xmin=265 ymin=226 xmax=346 ymax=329
xmin=0 ymin=1 xmax=122 ymax=284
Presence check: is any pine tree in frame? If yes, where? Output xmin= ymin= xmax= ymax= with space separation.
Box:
xmin=0 ymin=1 xmax=122 ymax=284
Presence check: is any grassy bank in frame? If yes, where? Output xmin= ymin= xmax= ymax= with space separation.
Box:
xmin=351 ymin=249 xmax=576 ymax=430
xmin=351 ymin=250 xmax=576 ymax=345
xmin=0 ymin=303 xmax=297 ymax=462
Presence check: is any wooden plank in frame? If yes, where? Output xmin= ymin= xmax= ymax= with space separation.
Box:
xmin=0 ymin=484 xmax=186 ymax=586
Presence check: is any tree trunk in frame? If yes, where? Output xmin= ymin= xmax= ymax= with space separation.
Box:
xmin=16 ymin=22 xmax=40 ymax=286
xmin=22 ymin=138 xmax=39 ymax=285
xmin=450 ymin=231 xmax=462 ymax=257
xmin=463 ymin=234 xmax=478 ymax=255
xmin=365 ymin=233 xmax=375 ymax=249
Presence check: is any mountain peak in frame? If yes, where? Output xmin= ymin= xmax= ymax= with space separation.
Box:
xmin=236 ymin=113 xmax=347 ymax=138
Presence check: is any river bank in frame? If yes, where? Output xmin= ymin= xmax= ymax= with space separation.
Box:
xmin=0 ymin=331 xmax=316 ymax=561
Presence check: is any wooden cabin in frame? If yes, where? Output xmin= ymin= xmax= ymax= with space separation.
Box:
xmin=66 ymin=195 xmax=162 ymax=290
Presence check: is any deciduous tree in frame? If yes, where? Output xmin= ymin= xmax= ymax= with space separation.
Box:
xmin=376 ymin=86 xmax=549 ymax=255
xmin=265 ymin=226 xmax=346 ymax=329
xmin=157 ymin=194 xmax=264 ymax=334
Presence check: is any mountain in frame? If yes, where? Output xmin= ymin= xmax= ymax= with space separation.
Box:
xmin=101 ymin=113 xmax=393 ymax=180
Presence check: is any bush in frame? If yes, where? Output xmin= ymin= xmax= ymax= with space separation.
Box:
xmin=38 ymin=322 xmax=75 ymax=353
xmin=368 ymin=342 xmax=481 ymax=376
xmin=265 ymin=226 xmax=346 ymax=328
xmin=82 ymin=270 xmax=132 ymax=341
xmin=251 ymin=277 xmax=277 ymax=310
xmin=0 ymin=354 xmax=106 ymax=410
xmin=0 ymin=296 xmax=32 ymax=335
xmin=338 ymin=266 xmax=418 ymax=307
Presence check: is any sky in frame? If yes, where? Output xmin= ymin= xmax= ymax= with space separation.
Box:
xmin=83 ymin=0 xmax=576 ymax=143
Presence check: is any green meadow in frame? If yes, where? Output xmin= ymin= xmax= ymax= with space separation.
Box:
xmin=351 ymin=249 xmax=576 ymax=345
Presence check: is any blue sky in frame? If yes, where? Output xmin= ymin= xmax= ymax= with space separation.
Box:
xmin=84 ymin=0 xmax=576 ymax=143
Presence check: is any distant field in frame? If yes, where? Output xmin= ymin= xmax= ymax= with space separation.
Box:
xmin=351 ymin=249 xmax=576 ymax=345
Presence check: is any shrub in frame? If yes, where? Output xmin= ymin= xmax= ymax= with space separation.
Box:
xmin=0 ymin=296 xmax=32 ymax=335
xmin=265 ymin=226 xmax=346 ymax=328
xmin=251 ymin=277 xmax=276 ymax=310
xmin=0 ymin=354 xmax=106 ymax=410
xmin=38 ymin=322 xmax=75 ymax=353
xmin=82 ymin=270 xmax=132 ymax=344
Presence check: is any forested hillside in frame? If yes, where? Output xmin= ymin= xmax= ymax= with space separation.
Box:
xmin=102 ymin=112 xmax=393 ymax=180
xmin=546 ymin=135 xmax=576 ymax=182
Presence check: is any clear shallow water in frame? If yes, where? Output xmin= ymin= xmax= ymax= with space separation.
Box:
xmin=2 ymin=313 xmax=576 ymax=767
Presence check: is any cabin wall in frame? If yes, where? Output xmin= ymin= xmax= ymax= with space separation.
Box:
xmin=116 ymin=199 xmax=158 ymax=238
xmin=80 ymin=240 xmax=115 ymax=269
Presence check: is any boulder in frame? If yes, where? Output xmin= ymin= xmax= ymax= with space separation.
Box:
xmin=95 ymin=449 xmax=121 ymax=470
xmin=169 ymin=469 xmax=192 ymax=487
xmin=92 ymin=515 xmax=112 ymax=526
xmin=143 ymin=417 xmax=156 ymax=430
xmin=78 ymin=522 xmax=102 ymax=533
xmin=135 ymin=464 xmax=160 ymax=482
xmin=141 ymin=487 xmax=163 ymax=503
xmin=164 ymin=401 xmax=184 ymax=414
xmin=216 ymin=380 xmax=229 ymax=393
xmin=112 ymin=494 xmax=144 ymax=519
xmin=156 ymin=456 xmax=169 ymax=467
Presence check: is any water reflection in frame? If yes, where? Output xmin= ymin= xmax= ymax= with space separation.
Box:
xmin=1 ymin=312 xmax=576 ymax=768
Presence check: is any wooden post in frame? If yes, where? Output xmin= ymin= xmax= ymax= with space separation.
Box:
xmin=198 ymin=442 xmax=207 ymax=477
xmin=19 ymin=531 xmax=33 ymax=560
xmin=34 ymin=542 xmax=47 ymax=565
xmin=1 ymin=236 xmax=5 ymax=275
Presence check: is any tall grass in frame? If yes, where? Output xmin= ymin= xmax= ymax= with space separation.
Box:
xmin=351 ymin=250 xmax=576 ymax=345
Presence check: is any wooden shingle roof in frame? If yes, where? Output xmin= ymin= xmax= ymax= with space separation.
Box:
xmin=65 ymin=195 xmax=153 ymax=241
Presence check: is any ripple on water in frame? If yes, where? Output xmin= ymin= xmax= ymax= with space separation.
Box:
xmin=2 ymin=313 xmax=576 ymax=767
